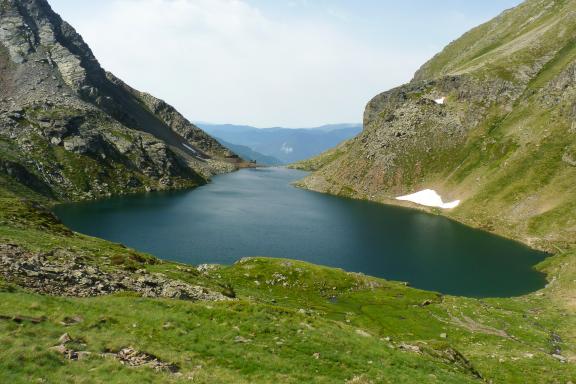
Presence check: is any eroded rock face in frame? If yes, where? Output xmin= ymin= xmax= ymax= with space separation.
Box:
xmin=299 ymin=75 xmax=520 ymax=198
xmin=107 ymin=73 xmax=238 ymax=161
xmin=0 ymin=243 xmax=230 ymax=301
xmin=0 ymin=0 xmax=239 ymax=200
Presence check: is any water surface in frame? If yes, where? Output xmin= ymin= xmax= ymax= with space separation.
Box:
xmin=54 ymin=168 xmax=547 ymax=297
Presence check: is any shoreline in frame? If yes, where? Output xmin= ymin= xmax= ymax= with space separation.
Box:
xmin=292 ymin=180 xmax=557 ymax=255
xmin=53 ymin=168 xmax=550 ymax=299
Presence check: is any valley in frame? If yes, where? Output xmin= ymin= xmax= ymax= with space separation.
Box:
xmin=198 ymin=123 xmax=362 ymax=165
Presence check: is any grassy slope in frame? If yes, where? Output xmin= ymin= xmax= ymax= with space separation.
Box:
xmin=1 ymin=172 xmax=575 ymax=382
xmin=413 ymin=0 xmax=574 ymax=81
xmin=0 ymin=179 xmax=477 ymax=383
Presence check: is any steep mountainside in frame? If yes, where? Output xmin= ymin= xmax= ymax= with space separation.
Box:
xmin=0 ymin=0 xmax=240 ymax=200
xmin=198 ymin=123 xmax=362 ymax=164
xmin=296 ymin=0 xmax=576 ymax=251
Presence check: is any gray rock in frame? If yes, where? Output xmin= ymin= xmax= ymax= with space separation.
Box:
xmin=0 ymin=0 xmax=241 ymax=201
xmin=0 ymin=244 xmax=230 ymax=302
xmin=114 ymin=347 xmax=179 ymax=373
xmin=552 ymin=354 xmax=567 ymax=363
xmin=58 ymin=333 xmax=72 ymax=345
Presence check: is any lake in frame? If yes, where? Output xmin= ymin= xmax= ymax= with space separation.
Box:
xmin=54 ymin=167 xmax=548 ymax=297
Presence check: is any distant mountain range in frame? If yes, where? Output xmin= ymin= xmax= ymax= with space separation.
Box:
xmin=196 ymin=123 xmax=363 ymax=165
xmin=214 ymin=138 xmax=284 ymax=166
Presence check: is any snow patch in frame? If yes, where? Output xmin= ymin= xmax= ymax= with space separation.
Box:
xmin=281 ymin=142 xmax=294 ymax=154
xmin=396 ymin=189 xmax=460 ymax=209
xmin=434 ymin=97 xmax=446 ymax=105
xmin=182 ymin=143 xmax=198 ymax=154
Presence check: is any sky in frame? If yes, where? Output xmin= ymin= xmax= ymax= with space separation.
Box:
xmin=49 ymin=0 xmax=522 ymax=128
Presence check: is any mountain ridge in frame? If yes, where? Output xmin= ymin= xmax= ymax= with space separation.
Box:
xmin=0 ymin=0 xmax=242 ymax=200
xmin=211 ymin=137 xmax=284 ymax=166
xmin=198 ymin=122 xmax=362 ymax=164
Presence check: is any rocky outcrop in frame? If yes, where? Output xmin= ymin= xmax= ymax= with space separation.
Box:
xmin=0 ymin=243 xmax=230 ymax=301
xmin=107 ymin=73 xmax=238 ymax=160
xmin=0 ymin=157 xmax=53 ymax=196
xmin=111 ymin=347 xmax=180 ymax=373
xmin=0 ymin=0 xmax=241 ymax=200
xmin=49 ymin=334 xmax=180 ymax=373
xmin=298 ymin=75 xmax=520 ymax=198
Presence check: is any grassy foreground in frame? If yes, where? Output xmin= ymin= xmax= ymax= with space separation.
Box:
xmin=0 ymin=174 xmax=575 ymax=383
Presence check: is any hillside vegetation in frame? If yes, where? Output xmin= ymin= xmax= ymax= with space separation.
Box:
xmin=295 ymin=0 xmax=576 ymax=252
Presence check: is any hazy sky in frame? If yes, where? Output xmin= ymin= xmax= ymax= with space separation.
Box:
xmin=49 ymin=0 xmax=522 ymax=127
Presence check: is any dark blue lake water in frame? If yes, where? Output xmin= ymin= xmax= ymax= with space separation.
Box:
xmin=54 ymin=167 xmax=548 ymax=297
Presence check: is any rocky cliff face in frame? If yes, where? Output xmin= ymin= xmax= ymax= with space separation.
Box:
xmin=0 ymin=0 xmax=240 ymax=200
xmin=297 ymin=0 xmax=576 ymax=251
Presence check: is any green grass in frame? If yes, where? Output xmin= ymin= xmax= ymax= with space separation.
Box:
xmin=289 ymin=139 xmax=352 ymax=172
xmin=0 ymin=174 xmax=574 ymax=382
xmin=0 ymin=290 xmax=480 ymax=384
xmin=525 ymin=38 xmax=576 ymax=92
xmin=415 ymin=0 xmax=576 ymax=81
xmin=1 ymin=252 xmax=575 ymax=383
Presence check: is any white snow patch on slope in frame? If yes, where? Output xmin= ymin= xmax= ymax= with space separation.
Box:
xmin=396 ymin=189 xmax=460 ymax=209
xmin=182 ymin=143 xmax=198 ymax=154
xmin=434 ymin=97 xmax=445 ymax=105
xmin=281 ymin=142 xmax=294 ymax=154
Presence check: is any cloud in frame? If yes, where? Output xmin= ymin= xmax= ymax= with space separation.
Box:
xmin=58 ymin=0 xmax=429 ymax=127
